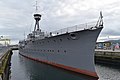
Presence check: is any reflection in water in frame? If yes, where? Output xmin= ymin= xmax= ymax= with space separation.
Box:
xmin=11 ymin=51 xmax=96 ymax=80
xmin=11 ymin=51 xmax=29 ymax=80
xmin=11 ymin=51 xmax=120 ymax=80
xmin=11 ymin=51 xmax=95 ymax=80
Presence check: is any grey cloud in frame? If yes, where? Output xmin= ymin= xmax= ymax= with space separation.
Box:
xmin=0 ymin=0 xmax=120 ymax=44
xmin=100 ymin=28 xmax=120 ymax=37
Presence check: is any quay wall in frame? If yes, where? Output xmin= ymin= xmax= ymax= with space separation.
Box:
xmin=95 ymin=49 xmax=120 ymax=65
xmin=0 ymin=47 xmax=14 ymax=80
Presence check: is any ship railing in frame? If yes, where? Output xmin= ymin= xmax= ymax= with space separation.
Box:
xmin=47 ymin=21 xmax=100 ymax=37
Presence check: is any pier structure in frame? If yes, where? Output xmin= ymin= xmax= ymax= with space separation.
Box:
xmin=0 ymin=46 xmax=18 ymax=80
xmin=95 ymin=49 xmax=120 ymax=65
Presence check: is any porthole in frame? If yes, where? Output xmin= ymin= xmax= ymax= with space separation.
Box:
xmin=54 ymin=40 xmax=56 ymax=42
xmin=64 ymin=50 xmax=66 ymax=53
xmin=60 ymin=39 xmax=62 ymax=41
xmin=52 ymin=50 xmax=54 ymax=52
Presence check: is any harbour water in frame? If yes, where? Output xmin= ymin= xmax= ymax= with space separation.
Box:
xmin=10 ymin=50 xmax=120 ymax=80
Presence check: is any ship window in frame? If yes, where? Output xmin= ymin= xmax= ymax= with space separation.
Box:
xmin=44 ymin=50 xmax=45 ymax=52
xmin=58 ymin=50 xmax=59 ymax=52
xmin=60 ymin=39 xmax=62 ymax=41
xmin=52 ymin=50 xmax=54 ymax=52
xmin=53 ymin=40 xmax=56 ymax=42
xmin=64 ymin=50 xmax=66 ymax=53
xmin=48 ymin=50 xmax=49 ymax=52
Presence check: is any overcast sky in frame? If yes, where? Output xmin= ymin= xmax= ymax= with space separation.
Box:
xmin=0 ymin=0 xmax=120 ymax=44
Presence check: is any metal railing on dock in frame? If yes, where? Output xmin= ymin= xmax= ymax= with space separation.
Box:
xmin=95 ymin=49 xmax=120 ymax=65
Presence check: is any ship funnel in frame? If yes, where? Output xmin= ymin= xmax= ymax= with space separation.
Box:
xmin=34 ymin=14 xmax=41 ymax=31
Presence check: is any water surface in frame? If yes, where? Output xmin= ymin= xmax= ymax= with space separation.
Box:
xmin=11 ymin=50 xmax=120 ymax=80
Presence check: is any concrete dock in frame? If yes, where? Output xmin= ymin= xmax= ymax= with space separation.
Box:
xmin=0 ymin=46 xmax=18 ymax=80
xmin=95 ymin=49 xmax=120 ymax=65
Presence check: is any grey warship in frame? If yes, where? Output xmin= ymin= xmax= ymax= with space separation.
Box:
xmin=19 ymin=12 xmax=103 ymax=79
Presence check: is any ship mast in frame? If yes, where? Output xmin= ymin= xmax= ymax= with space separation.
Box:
xmin=95 ymin=11 xmax=103 ymax=28
xmin=34 ymin=1 xmax=41 ymax=31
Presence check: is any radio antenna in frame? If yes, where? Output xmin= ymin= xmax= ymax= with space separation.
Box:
xmin=34 ymin=1 xmax=40 ymax=12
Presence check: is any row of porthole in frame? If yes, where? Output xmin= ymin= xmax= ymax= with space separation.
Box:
xmin=26 ymin=49 xmax=67 ymax=53
xmin=33 ymin=38 xmax=70 ymax=44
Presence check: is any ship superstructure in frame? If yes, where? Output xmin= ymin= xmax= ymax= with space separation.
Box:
xmin=19 ymin=11 xmax=103 ymax=80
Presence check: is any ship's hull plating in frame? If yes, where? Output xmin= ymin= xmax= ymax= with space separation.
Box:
xmin=19 ymin=27 xmax=102 ymax=79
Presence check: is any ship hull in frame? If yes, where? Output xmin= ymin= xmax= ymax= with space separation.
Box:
xmin=19 ymin=27 xmax=102 ymax=79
